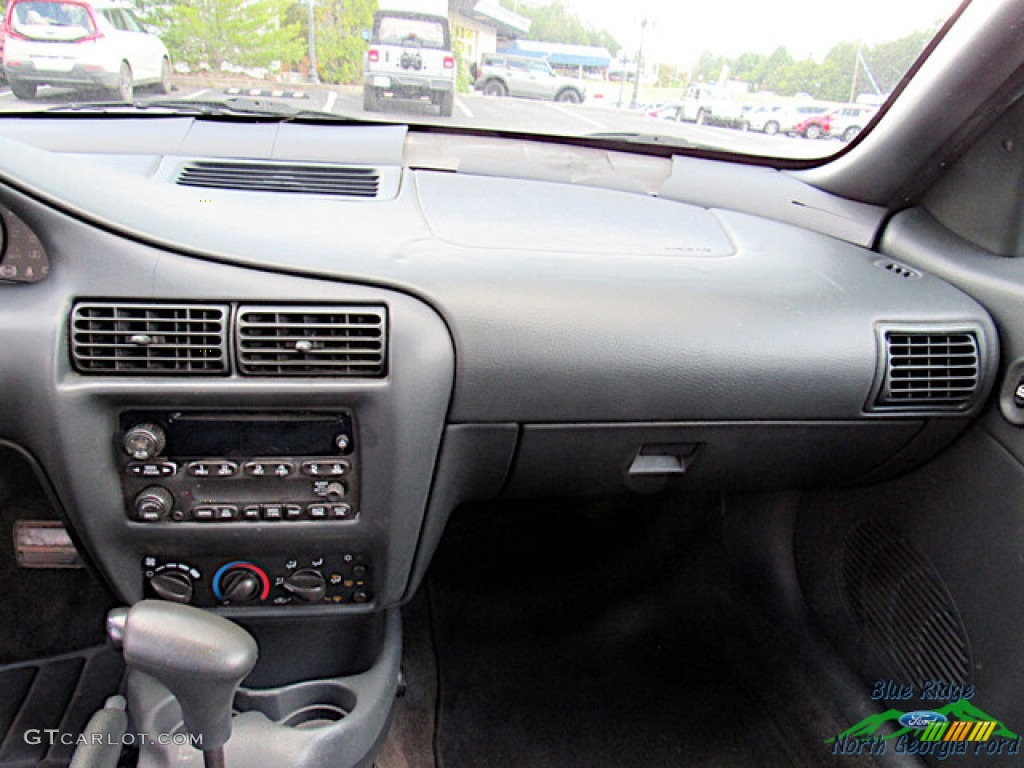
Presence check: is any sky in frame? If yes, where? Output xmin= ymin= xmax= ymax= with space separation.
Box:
xmin=548 ymin=0 xmax=963 ymax=66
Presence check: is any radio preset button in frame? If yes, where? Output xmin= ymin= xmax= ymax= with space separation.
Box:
xmin=128 ymin=462 xmax=178 ymax=478
xmin=330 ymin=504 xmax=353 ymax=520
xmin=285 ymin=504 xmax=304 ymax=520
xmin=262 ymin=504 xmax=284 ymax=521
xmin=243 ymin=462 xmax=267 ymax=477
xmin=307 ymin=504 xmax=328 ymax=519
xmin=302 ymin=461 xmax=349 ymax=477
xmin=242 ymin=505 xmax=262 ymax=521
xmin=192 ymin=506 xmax=215 ymax=521
xmin=215 ymin=505 xmax=238 ymax=521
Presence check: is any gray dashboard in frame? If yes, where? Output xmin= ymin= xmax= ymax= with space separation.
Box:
xmin=0 ymin=118 xmax=1000 ymax=608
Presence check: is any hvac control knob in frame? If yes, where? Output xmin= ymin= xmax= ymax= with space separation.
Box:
xmin=218 ymin=570 xmax=262 ymax=604
xmin=282 ymin=568 xmax=327 ymax=603
xmin=123 ymin=423 xmax=166 ymax=461
xmin=134 ymin=486 xmax=173 ymax=522
xmin=148 ymin=570 xmax=194 ymax=604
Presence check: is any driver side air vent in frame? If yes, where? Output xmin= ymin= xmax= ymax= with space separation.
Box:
xmin=236 ymin=305 xmax=387 ymax=377
xmin=177 ymin=161 xmax=380 ymax=197
xmin=874 ymin=329 xmax=980 ymax=410
xmin=71 ymin=303 xmax=229 ymax=374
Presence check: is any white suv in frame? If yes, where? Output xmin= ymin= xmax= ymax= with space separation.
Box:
xmin=3 ymin=0 xmax=171 ymax=100
xmin=363 ymin=10 xmax=456 ymax=117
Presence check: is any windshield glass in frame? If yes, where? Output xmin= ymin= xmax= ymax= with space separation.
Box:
xmin=0 ymin=0 xmax=963 ymax=160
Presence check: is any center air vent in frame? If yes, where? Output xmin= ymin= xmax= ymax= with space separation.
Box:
xmin=71 ymin=303 xmax=228 ymax=374
xmin=874 ymin=329 xmax=980 ymax=410
xmin=177 ymin=161 xmax=380 ymax=197
xmin=237 ymin=306 xmax=386 ymax=377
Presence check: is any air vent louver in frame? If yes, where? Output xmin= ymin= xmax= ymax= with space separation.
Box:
xmin=177 ymin=161 xmax=380 ymax=197
xmin=876 ymin=330 xmax=980 ymax=409
xmin=237 ymin=306 xmax=386 ymax=377
xmin=71 ymin=303 xmax=228 ymax=374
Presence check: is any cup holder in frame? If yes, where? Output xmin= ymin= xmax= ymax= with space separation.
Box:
xmin=281 ymin=703 xmax=347 ymax=729
xmin=235 ymin=681 xmax=356 ymax=730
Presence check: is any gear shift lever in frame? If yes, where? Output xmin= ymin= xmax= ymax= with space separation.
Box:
xmin=107 ymin=600 xmax=258 ymax=768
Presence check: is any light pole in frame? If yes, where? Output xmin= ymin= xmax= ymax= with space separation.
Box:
xmin=629 ymin=18 xmax=649 ymax=109
xmin=307 ymin=0 xmax=320 ymax=84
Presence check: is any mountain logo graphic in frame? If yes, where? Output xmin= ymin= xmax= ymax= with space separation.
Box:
xmin=827 ymin=700 xmax=1019 ymax=744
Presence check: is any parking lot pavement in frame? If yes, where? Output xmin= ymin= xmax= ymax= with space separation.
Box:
xmin=0 ymin=79 xmax=837 ymax=161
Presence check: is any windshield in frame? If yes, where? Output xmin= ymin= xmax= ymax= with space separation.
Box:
xmin=0 ymin=0 xmax=964 ymax=160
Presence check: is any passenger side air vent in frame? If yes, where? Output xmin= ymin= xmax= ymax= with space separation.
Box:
xmin=874 ymin=329 xmax=980 ymax=410
xmin=237 ymin=306 xmax=387 ymax=377
xmin=71 ymin=303 xmax=228 ymax=374
xmin=176 ymin=161 xmax=380 ymax=197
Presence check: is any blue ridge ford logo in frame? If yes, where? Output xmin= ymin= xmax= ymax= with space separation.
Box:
xmin=899 ymin=711 xmax=949 ymax=729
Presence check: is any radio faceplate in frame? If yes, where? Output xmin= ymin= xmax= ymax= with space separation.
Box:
xmin=117 ymin=411 xmax=360 ymax=524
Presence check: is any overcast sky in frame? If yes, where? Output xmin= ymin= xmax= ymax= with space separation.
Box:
xmin=551 ymin=0 xmax=962 ymax=65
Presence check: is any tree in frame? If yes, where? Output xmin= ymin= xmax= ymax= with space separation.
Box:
xmin=863 ymin=29 xmax=933 ymax=94
xmin=500 ymin=0 xmax=619 ymax=51
xmin=151 ymin=0 xmax=305 ymax=71
xmin=310 ymin=0 xmax=377 ymax=84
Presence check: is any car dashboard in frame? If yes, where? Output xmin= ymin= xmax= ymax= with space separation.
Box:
xmin=0 ymin=106 xmax=1009 ymax=768
xmin=0 ymin=117 xmax=999 ymax=618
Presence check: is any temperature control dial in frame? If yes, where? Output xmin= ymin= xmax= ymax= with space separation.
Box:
xmin=123 ymin=423 xmax=166 ymax=461
xmin=212 ymin=561 xmax=270 ymax=605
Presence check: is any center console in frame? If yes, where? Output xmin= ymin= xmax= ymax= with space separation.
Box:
xmin=42 ymin=275 xmax=456 ymax=766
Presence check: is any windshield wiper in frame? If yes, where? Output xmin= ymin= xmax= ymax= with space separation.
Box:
xmin=45 ymin=96 xmax=359 ymax=122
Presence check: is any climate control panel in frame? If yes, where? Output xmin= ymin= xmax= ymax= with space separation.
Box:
xmin=117 ymin=411 xmax=361 ymax=524
xmin=143 ymin=552 xmax=373 ymax=608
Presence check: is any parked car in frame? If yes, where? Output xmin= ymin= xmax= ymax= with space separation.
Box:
xmin=473 ymin=53 xmax=586 ymax=103
xmin=2 ymin=0 xmax=171 ymax=100
xmin=761 ymin=103 xmax=832 ymax=136
xmin=362 ymin=6 xmax=455 ymax=117
xmin=829 ymin=104 xmax=878 ymax=141
xmin=674 ymin=84 xmax=747 ymax=128
xmin=746 ymin=104 xmax=785 ymax=133
xmin=792 ymin=110 xmax=831 ymax=138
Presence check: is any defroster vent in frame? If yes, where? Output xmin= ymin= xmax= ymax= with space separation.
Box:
xmin=875 ymin=329 xmax=980 ymax=410
xmin=237 ymin=306 xmax=387 ymax=377
xmin=71 ymin=303 xmax=228 ymax=374
xmin=177 ymin=161 xmax=380 ymax=197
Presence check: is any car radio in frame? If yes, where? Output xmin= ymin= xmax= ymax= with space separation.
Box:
xmin=117 ymin=411 xmax=360 ymax=524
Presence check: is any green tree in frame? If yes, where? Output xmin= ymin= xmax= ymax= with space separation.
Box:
xmin=863 ymin=29 xmax=933 ymax=93
xmin=311 ymin=0 xmax=377 ymax=84
xmin=500 ymin=0 xmax=619 ymax=51
xmin=155 ymin=0 xmax=305 ymax=71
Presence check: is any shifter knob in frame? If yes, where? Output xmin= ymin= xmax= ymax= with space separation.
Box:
xmin=107 ymin=601 xmax=258 ymax=754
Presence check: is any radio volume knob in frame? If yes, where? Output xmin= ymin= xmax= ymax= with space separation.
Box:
xmin=124 ymin=423 xmax=166 ymax=460
xmin=134 ymin=486 xmax=173 ymax=522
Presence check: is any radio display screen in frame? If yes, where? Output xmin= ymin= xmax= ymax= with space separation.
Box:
xmin=121 ymin=412 xmax=352 ymax=458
